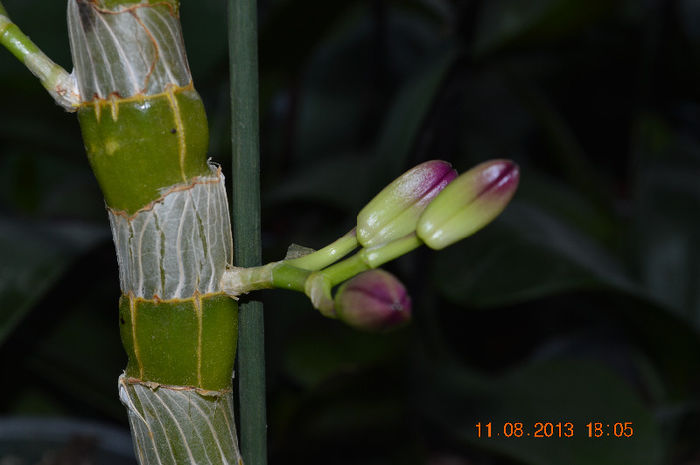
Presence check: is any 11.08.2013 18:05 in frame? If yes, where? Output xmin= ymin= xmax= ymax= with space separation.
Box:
xmin=475 ymin=422 xmax=635 ymax=438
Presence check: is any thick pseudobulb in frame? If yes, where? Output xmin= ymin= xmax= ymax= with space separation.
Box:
xmin=66 ymin=1 xmax=242 ymax=464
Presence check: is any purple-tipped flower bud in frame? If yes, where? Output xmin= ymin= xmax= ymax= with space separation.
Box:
xmin=334 ymin=269 xmax=411 ymax=332
xmin=357 ymin=160 xmax=458 ymax=247
xmin=417 ymin=159 xmax=519 ymax=250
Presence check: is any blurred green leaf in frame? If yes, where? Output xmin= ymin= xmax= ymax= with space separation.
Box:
xmin=474 ymin=0 xmax=618 ymax=57
xmin=374 ymin=47 xmax=457 ymax=176
xmin=270 ymin=362 xmax=412 ymax=464
xmin=679 ymin=0 xmax=700 ymax=45
xmin=509 ymin=79 xmax=609 ymax=205
xmin=265 ymin=153 xmax=374 ymax=210
xmin=517 ymin=172 xmax=619 ymax=245
xmin=613 ymin=294 xmax=700 ymax=400
xmin=0 ymin=417 xmax=135 ymax=464
xmin=0 ymin=151 xmax=103 ymax=220
xmin=0 ymin=219 xmax=108 ymax=346
xmin=292 ymin=7 xmax=451 ymax=167
xmin=432 ymin=201 xmax=635 ymax=308
xmin=260 ymin=0 xmax=361 ymax=77
xmin=418 ymin=359 xmax=665 ymax=465
xmin=283 ymin=323 xmax=407 ymax=388
xmin=22 ymin=284 xmax=127 ymax=419
xmin=634 ymin=113 xmax=700 ymax=328
xmin=180 ymin=0 xmax=228 ymax=79
xmin=270 ymin=46 xmax=458 ymax=210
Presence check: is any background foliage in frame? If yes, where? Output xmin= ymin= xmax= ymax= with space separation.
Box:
xmin=1 ymin=0 xmax=699 ymax=464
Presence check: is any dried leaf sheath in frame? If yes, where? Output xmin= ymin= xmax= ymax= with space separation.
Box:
xmin=108 ymin=168 xmax=233 ymax=301
xmin=68 ymin=0 xmax=191 ymax=100
xmin=66 ymin=1 xmax=242 ymax=463
xmin=119 ymin=378 xmax=241 ymax=465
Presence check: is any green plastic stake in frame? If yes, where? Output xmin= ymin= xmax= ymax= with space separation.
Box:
xmin=228 ymin=0 xmax=268 ymax=463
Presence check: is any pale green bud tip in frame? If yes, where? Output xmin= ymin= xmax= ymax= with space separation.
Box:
xmin=334 ymin=270 xmax=411 ymax=332
xmin=417 ymin=159 xmax=519 ymax=250
xmin=357 ymin=160 xmax=457 ymax=247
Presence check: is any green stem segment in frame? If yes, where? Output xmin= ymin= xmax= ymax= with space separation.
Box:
xmin=38 ymin=1 xmax=240 ymax=464
xmin=0 ymin=2 xmax=78 ymax=109
xmin=228 ymin=0 xmax=267 ymax=463
xmin=119 ymin=294 xmax=238 ymax=391
xmin=286 ymin=229 xmax=359 ymax=270
xmin=221 ymin=232 xmax=423 ymax=318
xmin=2 ymin=2 xmax=246 ymax=462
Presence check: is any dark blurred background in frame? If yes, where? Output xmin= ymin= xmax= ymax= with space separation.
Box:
xmin=1 ymin=0 xmax=699 ymax=464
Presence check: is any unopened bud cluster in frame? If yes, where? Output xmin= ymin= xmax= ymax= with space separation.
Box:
xmin=357 ymin=160 xmax=458 ymax=247
xmin=357 ymin=158 xmax=519 ymax=250
xmin=333 ymin=158 xmax=518 ymax=331
xmin=224 ymin=158 xmax=519 ymax=333
xmin=417 ymin=159 xmax=519 ymax=249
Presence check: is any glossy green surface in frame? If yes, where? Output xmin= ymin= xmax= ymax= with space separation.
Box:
xmin=78 ymin=88 xmax=210 ymax=213
xmin=0 ymin=23 xmax=39 ymax=63
xmin=119 ymin=293 xmax=238 ymax=391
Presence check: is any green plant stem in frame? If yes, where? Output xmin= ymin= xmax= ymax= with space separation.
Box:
xmin=272 ymin=262 xmax=312 ymax=292
xmin=0 ymin=2 xmax=77 ymax=109
xmin=321 ymin=254 xmax=369 ymax=286
xmin=321 ymin=233 xmax=422 ymax=283
xmin=303 ymin=234 xmax=422 ymax=314
xmin=223 ymin=233 xmax=423 ymax=302
xmin=286 ymin=228 xmax=359 ymax=270
xmin=228 ymin=0 xmax=267 ymax=463
xmin=360 ymin=233 xmax=423 ymax=268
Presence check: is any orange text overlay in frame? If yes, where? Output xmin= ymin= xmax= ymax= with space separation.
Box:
xmin=475 ymin=422 xmax=635 ymax=439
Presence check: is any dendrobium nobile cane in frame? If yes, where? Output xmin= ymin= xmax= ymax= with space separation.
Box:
xmin=0 ymin=2 xmax=519 ymax=464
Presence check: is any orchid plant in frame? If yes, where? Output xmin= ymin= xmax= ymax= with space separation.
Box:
xmin=0 ymin=1 xmax=518 ymax=464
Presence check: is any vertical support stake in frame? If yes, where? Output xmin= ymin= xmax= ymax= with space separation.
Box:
xmin=227 ymin=0 xmax=267 ymax=463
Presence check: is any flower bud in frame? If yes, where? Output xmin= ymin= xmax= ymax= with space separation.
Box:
xmin=357 ymin=160 xmax=457 ymax=247
xmin=334 ymin=270 xmax=411 ymax=332
xmin=417 ymin=159 xmax=519 ymax=250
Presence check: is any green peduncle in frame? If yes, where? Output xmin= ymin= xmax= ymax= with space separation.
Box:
xmin=0 ymin=2 xmax=79 ymax=110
